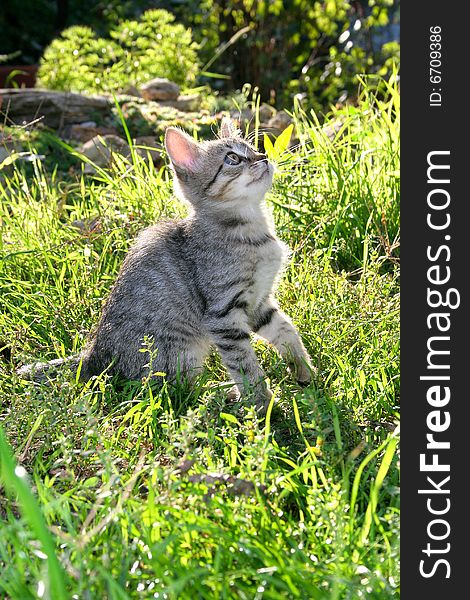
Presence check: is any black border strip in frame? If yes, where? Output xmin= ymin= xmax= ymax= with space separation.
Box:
xmin=402 ymin=3 xmax=468 ymax=596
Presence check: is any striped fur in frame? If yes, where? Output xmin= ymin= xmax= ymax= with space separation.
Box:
xmin=18 ymin=121 xmax=313 ymax=412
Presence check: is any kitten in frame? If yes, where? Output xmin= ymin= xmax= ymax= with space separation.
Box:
xmin=18 ymin=118 xmax=313 ymax=412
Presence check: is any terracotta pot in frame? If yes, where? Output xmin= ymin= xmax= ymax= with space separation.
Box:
xmin=0 ymin=65 xmax=39 ymax=88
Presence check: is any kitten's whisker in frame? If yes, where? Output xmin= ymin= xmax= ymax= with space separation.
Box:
xmin=210 ymin=122 xmax=221 ymax=139
xmin=246 ymin=127 xmax=273 ymax=137
xmin=245 ymin=128 xmax=276 ymax=142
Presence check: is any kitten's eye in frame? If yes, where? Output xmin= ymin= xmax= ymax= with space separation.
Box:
xmin=224 ymin=152 xmax=241 ymax=166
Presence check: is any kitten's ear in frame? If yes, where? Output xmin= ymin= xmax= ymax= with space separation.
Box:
xmin=219 ymin=116 xmax=241 ymax=139
xmin=165 ymin=127 xmax=201 ymax=173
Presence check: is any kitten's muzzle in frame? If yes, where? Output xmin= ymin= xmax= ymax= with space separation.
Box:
xmin=253 ymin=152 xmax=268 ymax=163
xmin=251 ymin=153 xmax=270 ymax=171
xmin=248 ymin=158 xmax=273 ymax=186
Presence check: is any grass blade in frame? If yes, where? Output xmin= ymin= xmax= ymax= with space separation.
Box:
xmin=0 ymin=427 xmax=69 ymax=599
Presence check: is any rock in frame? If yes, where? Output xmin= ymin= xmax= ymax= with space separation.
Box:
xmin=0 ymin=139 xmax=22 ymax=165
xmin=80 ymin=134 xmax=162 ymax=172
xmin=323 ymin=118 xmax=344 ymax=140
xmin=259 ymin=103 xmax=276 ymax=123
xmin=225 ymin=106 xmax=276 ymax=132
xmin=133 ymin=136 xmax=162 ymax=164
xmin=80 ymin=134 xmax=130 ymax=173
xmin=0 ymin=89 xmax=111 ymax=129
xmin=267 ymin=111 xmax=293 ymax=132
xmin=226 ymin=109 xmax=254 ymax=134
xmin=157 ymin=94 xmax=201 ymax=112
xmin=0 ymin=139 xmax=44 ymax=166
xmin=68 ymin=124 xmax=120 ymax=143
xmin=0 ymin=147 xmax=9 ymax=165
xmin=140 ymin=78 xmax=180 ymax=101
xmin=227 ymin=107 xmax=277 ymax=134
xmin=123 ymin=85 xmax=140 ymax=97
xmin=261 ymin=111 xmax=296 ymax=146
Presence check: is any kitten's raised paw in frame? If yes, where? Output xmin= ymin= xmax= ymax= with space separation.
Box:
xmin=226 ymin=383 xmax=241 ymax=402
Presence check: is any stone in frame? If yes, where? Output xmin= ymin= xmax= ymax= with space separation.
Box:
xmin=0 ymin=89 xmax=111 ymax=129
xmin=225 ymin=109 xmax=255 ymax=135
xmin=257 ymin=111 xmax=297 ymax=149
xmin=157 ymin=94 xmax=201 ymax=112
xmin=68 ymin=124 xmax=120 ymax=143
xmin=0 ymin=139 xmax=43 ymax=166
xmin=323 ymin=118 xmax=344 ymax=140
xmin=80 ymin=134 xmax=130 ymax=173
xmin=0 ymin=137 xmax=22 ymax=165
xmin=123 ymin=85 xmax=141 ymax=97
xmin=79 ymin=134 xmax=163 ymax=172
xmin=140 ymin=78 xmax=180 ymax=101
xmin=259 ymin=103 xmax=276 ymax=123
xmin=133 ymin=136 xmax=162 ymax=164
xmin=267 ymin=110 xmax=293 ymax=132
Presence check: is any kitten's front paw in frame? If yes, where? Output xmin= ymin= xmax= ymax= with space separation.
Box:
xmin=296 ymin=370 xmax=313 ymax=387
xmin=292 ymin=358 xmax=316 ymax=386
xmin=253 ymin=385 xmax=273 ymax=416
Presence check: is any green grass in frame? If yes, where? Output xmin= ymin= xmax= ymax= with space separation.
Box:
xmin=0 ymin=76 xmax=400 ymax=599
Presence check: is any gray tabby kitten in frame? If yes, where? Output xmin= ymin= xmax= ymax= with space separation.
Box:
xmin=18 ymin=119 xmax=313 ymax=412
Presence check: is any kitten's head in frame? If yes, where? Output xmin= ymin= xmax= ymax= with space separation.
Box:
xmin=164 ymin=118 xmax=273 ymax=210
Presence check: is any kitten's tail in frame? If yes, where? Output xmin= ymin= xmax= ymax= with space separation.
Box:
xmin=16 ymin=355 xmax=82 ymax=382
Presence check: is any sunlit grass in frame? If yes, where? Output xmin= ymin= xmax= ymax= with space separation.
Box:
xmin=0 ymin=76 xmax=399 ymax=599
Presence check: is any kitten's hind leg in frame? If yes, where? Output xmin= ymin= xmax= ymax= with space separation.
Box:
xmin=167 ymin=340 xmax=209 ymax=386
xmin=252 ymin=301 xmax=314 ymax=385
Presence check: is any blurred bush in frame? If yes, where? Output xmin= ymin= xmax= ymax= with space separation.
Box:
xmin=4 ymin=0 xmax=399 ymax=111
xmin=36 ymin=9 xmax=199 ymax=93
xmin=163 ymin=0 xmax=399 ymax=110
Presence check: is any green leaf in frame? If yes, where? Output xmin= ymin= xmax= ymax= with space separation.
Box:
xmin=292 ymin=398 xmax=303 ymax=435
xmin=263 ymin=133 xmax=275 ymax=159
xmin=220 ymin=412 xmax=239 ymax=425
xmin=273 ymin=123 xmax=294 ymax=154
xmin=359 ymin=369 xmax=366 ymax=389
xmin=200 ymin=71 xmax=231 ymax=80
xmin=0 ymin=427 xmax=69 ymax=599
xmin=360 ymin=434 xmax=399 ymax=545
